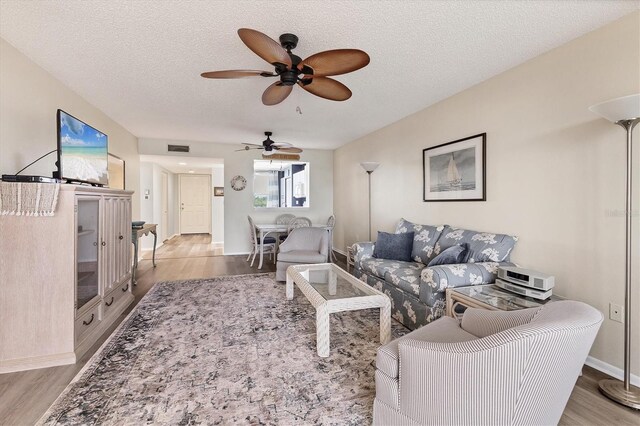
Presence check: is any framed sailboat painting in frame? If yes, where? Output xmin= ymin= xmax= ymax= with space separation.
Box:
xmin=423 ymin=133 xmax=486 ymax=201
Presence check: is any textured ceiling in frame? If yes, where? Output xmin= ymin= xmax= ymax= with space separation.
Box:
xmin=1 ymin=1 xmax=638 ymax=150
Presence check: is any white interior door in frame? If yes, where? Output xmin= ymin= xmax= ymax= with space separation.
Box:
xmin=179 ymin=174 xmax=211 ymax=234
xmin=161 ymin=172 xmax=169 ymax=241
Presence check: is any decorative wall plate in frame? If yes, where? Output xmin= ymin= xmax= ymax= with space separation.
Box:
xmin=230 ymin=175 xmax=247 ymax=191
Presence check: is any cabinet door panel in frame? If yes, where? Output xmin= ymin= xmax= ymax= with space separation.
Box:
xmin=103 ymin=197 xmax=118 ymax=292
xmin=99 ymin=195 xmax=132 ymax=294
xmin=123 ymin=198 xmax=132 ymax=275
xmin=124 ymin=198 xmax=132 ymax=276
xmin=76 ymin=196 xmax=101 ymax=313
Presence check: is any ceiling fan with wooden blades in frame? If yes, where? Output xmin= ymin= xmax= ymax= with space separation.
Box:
xmin=201 ymin=28 xmax=370 ymax=105
xmin=236 ymin=132 xmax=303 ymax=157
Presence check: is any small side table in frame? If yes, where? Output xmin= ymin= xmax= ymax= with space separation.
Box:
xmin=131 ymin=224 xmax=157 ymax=285
xmin=346 ymin=245 xmax=355 ymax=273
xmin=446 ymin=284 xmax=563 ymax=319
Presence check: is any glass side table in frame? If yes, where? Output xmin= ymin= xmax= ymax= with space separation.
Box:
xmin=446 ymin=284 xmax=563 ymax=319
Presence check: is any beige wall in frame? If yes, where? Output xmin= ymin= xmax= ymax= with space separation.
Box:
xmin=334 ymin=12 xmax=640 ymax=375
xmin=0 ymin=38 xmax=140 ymax=218
xmin=138 ymin=138 xmax=333 ymax=254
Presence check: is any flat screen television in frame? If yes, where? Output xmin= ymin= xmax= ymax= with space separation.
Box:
xmin=57 ymin=109 xmax=108 ymax=186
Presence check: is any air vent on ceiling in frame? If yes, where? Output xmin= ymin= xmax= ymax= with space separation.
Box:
xmin=168 ymin=144 xmax=190 ymax=153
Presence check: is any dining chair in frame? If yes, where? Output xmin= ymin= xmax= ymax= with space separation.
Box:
xmin=326 ymin=214 xmax=337 ymax=262
xmin=247 ymin=215 xmax=276 ymax=267
xmin=287 ymin=216 xmax=312 ymax=233
xmin=275 ymin=214 xmax=296 ymax=225
xmin=275 ymin=213 xmax=296 ymax=243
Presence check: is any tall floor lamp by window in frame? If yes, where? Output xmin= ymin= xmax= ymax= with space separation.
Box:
xmin=360 ymin=162 xmax=379 ymax=241
xmin=589 ymin=93 xmax=640 ymax=409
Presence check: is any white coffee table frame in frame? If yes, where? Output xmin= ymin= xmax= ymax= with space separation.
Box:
xmin=286 ymin=263 xmax=391 ymax=357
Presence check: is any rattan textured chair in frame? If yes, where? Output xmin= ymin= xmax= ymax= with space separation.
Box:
xmin=247 ymin=216 xmax=276 ymax=267
xmin=275 ymin=214 xmax=296 ymax=225
xmin=326 ymin=215 xmax=336 ymax=262
xmin=287 ymin=216 xmax=312 ymax=234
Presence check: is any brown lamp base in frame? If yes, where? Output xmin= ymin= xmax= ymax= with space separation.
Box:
xmin=599 ymin=379 xmax=640 ymax=410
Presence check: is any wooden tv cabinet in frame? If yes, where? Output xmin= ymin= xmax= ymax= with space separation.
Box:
xmin=0 ymin=185 xmax=134 ymax=373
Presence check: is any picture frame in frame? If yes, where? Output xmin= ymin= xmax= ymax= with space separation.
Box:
xmin=214 ymin=186 xmax=224 ymax=197
xmin=423 ymin=133 xmax=486 ymax=202
xmin=107 ymin=153 xmax=125 ymax=190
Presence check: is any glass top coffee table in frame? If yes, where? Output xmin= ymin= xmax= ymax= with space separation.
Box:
xmin=286 ymin=263 xmax=391 ymax=357
xmin=446 ymin=284 xmax=563 ymax=319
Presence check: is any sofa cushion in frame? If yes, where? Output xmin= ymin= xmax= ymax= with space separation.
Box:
xmin=376 ymin=316 xmax=477 ymax=378
xmin=373 ymin=231 xmax=414 ymax=262
xmin=419 ymin=262 xmax=508 ymax=305
xmin=277 ymin=250 xmax=326 ymax=263
xmin=360 ymin=258 xmax=421 ymax=280
xmin=395 ymin=218 xmax=446 ymax=265
xmin=384 ymin=265 xmax=423 ymax=297
xmin=427 ymin=243 xmax=469 ymax=267
xmin=436 ymin=226 xmax=517 ymax=263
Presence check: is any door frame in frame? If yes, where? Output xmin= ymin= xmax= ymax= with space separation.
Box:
xmin=178 ymin=173 xmax=212 ymax=235
xmin=160 ymin=171 xmax=169 ymax=241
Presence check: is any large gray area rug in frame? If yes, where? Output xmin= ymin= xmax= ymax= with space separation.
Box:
xmin=40 ymin=274 xmax=408 ymax=425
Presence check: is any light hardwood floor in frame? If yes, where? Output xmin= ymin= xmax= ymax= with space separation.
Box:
xmin=0 ymin=235 xmax=637 ymax=425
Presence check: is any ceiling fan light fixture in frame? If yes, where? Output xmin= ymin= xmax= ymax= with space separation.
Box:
xmin=280 ymin=70 xmax=298 ymax=86
xmin=201 ymin=28 xmax=369 ymax=105
xmin=239 ymin=132 xmax=304 ymax=157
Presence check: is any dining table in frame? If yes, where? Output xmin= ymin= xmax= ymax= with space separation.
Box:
xmin=254 ymin=223 xmax=331 ymax=269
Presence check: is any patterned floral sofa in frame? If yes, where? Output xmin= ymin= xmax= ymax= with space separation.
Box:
xmin=352 ymin=219 xmax=517 ymax=330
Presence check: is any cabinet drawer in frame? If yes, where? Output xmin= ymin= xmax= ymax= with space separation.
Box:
xmin=103 ymin=279 xmax=131 ymax=318
xmin=75 ymin=302 xmax=102 ymax=344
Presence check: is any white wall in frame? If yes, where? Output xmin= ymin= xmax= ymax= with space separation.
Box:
xmin=139 ymin=162 xmax=154 ymax=224
xmin=138 ymin=161 xmax=178 ymax=250
xmin=0 ymin=37 xmax=140 ymax=218
xmin=138 ymin=138 xmax=334 ymax=254
xmin=211 ymin=166 xmax=224 ymax=243
xmin=334 ymin=12 xmax=640 ymax=376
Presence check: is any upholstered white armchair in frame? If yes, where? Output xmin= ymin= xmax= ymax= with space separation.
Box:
xmin=373 ymin=301 xmax=603 ymax=425
xmin=276 ymin=227 xmax=329 ymax=281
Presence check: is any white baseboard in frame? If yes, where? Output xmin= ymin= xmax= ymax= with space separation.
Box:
xmin=585 ymin=356 xmax=640 ymax=386
xmin=333 ymin=248 xmax=346 ymax=256
xmin=224 ymin=251 xmax=251 ymax=256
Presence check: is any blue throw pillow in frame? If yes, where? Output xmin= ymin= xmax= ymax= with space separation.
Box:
xmin=427 ymin=243 xmax=470 ymax=267
xmin=373 ymin=231 xmax=414 ymax=262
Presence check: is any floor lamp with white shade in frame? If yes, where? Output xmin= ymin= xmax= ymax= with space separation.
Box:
xmin=360 ymin=162 xmax=379 ymax=241
xmin=589 ymin=93 xmax=640 ymax=409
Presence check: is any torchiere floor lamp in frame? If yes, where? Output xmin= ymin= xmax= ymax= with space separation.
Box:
xmin=360 ymin=162 xmax=380 ymax=241
xmin=589 ymin=93 xmax=640 ymax=409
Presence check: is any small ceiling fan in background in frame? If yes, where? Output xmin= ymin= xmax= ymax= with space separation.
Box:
xmin=238 ymin=132 xmax=303 ymax=160
xmin=201 ymin=28 xmax=370 ymax=105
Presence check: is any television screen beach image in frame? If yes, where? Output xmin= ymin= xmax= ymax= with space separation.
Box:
xmin=58 ymin=110 xmax=108 ymax=185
